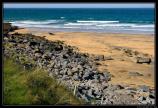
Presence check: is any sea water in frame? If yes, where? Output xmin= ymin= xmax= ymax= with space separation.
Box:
xmin=4 ymin=8 xmax=155 ymax=34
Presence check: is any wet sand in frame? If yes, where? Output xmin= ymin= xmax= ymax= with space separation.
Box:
xmin=10 ymin=28 xmax=155 ymax=88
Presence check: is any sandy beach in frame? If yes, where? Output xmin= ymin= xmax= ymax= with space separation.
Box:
xmin=10 ymin=28 xmax=155 ymax=88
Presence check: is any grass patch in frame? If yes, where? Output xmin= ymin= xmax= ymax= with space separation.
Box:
xmin=4 ymin=58 xmax=29 ymax=104
xmin=3 ymin=58 xmax=84 ymax=105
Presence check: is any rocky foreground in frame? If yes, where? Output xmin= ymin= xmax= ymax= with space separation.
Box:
xmin=3 ymin=23 xmax=155 ymax=105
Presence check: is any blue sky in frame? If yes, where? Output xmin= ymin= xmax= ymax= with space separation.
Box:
xmin=3 ymin=3 xmax=154 ymax=8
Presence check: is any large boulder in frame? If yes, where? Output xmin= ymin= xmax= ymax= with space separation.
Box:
xmin=136 ymin=57 xmax=152 ymax=64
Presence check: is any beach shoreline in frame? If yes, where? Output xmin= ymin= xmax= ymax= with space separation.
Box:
xmin=10 ymin=27 xmax=155 ymax=89
xmin=11 ymin=26 xmax=155 ymax=35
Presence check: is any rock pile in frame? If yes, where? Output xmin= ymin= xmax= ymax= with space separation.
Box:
xmin=3 ymin=33 xmax=111 ymax=103
xmin=3 ymin=25 xmax=155 ymax=105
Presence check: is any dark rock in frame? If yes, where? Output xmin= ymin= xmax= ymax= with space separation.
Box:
xmin=49 ymin=32 xmax=55 ymax=35
xmin=149 ymin=94 xmax=155 ymax=99
xmin=136 ymin=57 xmax=151 ymax=64
xmin=83 ymin=71 xmax=93 ymax=80
xmin=116 ymin=85 xmax=125 ymax=89
xmin=62 ymin=53 xmax=69 ymax=59
xmin=77 ymin=86 xmax=85 ymax=93
xmin=138 ymin=96 xmax=146 ymax=102
xmin=29 ymin=41 xmax=39 ymax=46
xmin=149 ymin=90 xmax=155 ymax=99
xmin=94 ymin=62 xmax=101 ymax=66
xmin=55 ymin=45 xmax=63 ymax=51
xmin=124 ymin=49 xmax=133 ymax=57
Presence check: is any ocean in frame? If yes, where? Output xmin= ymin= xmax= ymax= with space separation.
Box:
xmin=4 ymin=8 xmax=155 ymax=34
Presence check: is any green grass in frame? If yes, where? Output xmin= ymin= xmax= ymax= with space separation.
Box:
xmin=4 ymin=58 xmax=29 ymax=104
xmin=3 ymin=58 xmax=85 ymax=105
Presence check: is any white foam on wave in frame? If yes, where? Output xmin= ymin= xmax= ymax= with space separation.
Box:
xmin=64 ymin=23 xmax=95 ymax=26
xmin=62 ymin=26 xmax=80 ymax=28
xmin=60 ymin=17 xmax=65 ymax=19
xmin=77 ymin=20 xmax=119 ymax=23
xmin=11 ymin=23 xmax=81 ymax=29
xmin=123 ymin=28 xmax=154 ymax=31
xmin=10 ymin=20 xmax=154 ymax=34
xmin=10 ymin=20 xmax=64 ymax=25
xmin=131 ymin=24 xmax=154 ymax=28
xmin=96 ymin=23 xmax=154 ymax=28
xmin=96 ymin=23 xmax=136 ymax=27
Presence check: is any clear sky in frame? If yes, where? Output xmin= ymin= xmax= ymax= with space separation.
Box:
xmin=3 ymin=3 xmax=154 ymax=8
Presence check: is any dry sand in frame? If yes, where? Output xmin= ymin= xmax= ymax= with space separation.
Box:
xmin=11 ymin=28 xmax=155 ymax=88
